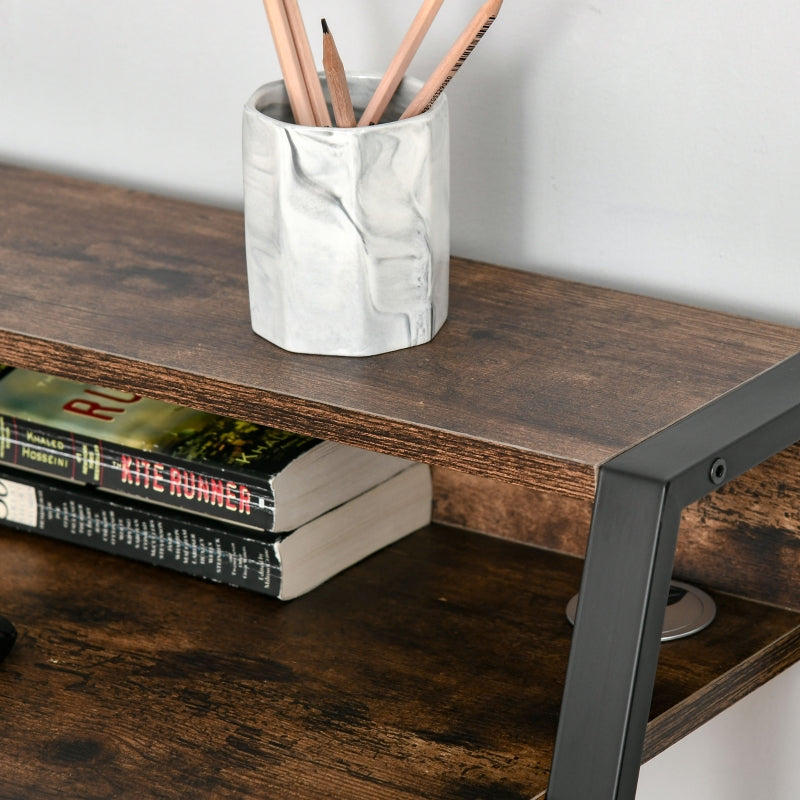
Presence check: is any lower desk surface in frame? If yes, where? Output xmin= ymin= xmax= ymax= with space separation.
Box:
xmin=1 ymin=524 xmax=799 ymax=800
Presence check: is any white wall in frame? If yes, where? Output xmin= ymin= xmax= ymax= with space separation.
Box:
xmin=1 ymin=1 xmax=799 ymax=795
xmin=638 ymin=661 xmax=800 ymax=799
xmin=3 ymin=0 xmax=799 ymax=326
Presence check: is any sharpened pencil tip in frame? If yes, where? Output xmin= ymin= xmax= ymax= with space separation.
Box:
xmin=321 ymin=18 xmax=329 ymax=35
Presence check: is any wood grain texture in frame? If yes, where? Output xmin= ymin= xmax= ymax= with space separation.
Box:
xmin=0 ymin=526 xmax=573 ymax=800
xmin=432 ymin=466 xmax=594 ymax=555
xmin=433 ymin=456 xmax=800 ymax=611
xmin=2 ymin=163 xmax=800 ymax=499
xmin=678 ymin=444 xmax=800 ymax=611
xmin=3 ymin=162 xmax=800 ymax=797
xmin=1 ymin=525 xmax=797 ymax=799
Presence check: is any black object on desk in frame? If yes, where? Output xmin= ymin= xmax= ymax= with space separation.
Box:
xmin=0 ymin=615 xmax=16 ymax=661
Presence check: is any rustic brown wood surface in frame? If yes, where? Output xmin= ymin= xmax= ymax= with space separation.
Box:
xmin=432 ymin=466 xmax=595 ymax=555
xmin=1 ymin=525 xmax=798 ymax=800
xmin=2 ymin=162 xmax=800 ymax=798
xmin=433 ymin=447 xmax=800 ymax=612
xmin=677 ymin=444 xmax=800 ymax=611
xmin=2 ymin=164 xmax=800 ymax=499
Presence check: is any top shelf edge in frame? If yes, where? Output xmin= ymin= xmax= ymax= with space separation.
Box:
xmin=2 ymin=163 xmax=799 ymax=497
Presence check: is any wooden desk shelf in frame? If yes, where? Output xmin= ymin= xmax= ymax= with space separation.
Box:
xmin=1 ymin=163 xmax=799 ymax=798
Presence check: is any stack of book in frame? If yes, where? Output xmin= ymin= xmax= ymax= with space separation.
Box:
xmin=0 ymin=365 xmax=431 ymax=599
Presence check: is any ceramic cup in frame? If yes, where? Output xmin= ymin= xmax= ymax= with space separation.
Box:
xmin=242 ymin=74 xmax=449 ymax=357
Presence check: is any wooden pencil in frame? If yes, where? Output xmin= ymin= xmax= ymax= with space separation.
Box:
xmin=357 ymin=0 xmax=446 ymax=127
xmin=283 ymin=0 xmax=332 ymax=126
xmin=261 ymin=0 xmax=316 ymax=125
xmin=400 ymin=0 xmax=502 ymax=120
xmin=321 ymin=19 xmax=357 ymax=128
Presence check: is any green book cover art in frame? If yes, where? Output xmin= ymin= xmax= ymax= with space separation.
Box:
xmin=0 ymin=367 xmax=317 ymax=475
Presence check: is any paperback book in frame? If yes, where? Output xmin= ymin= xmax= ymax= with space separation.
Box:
xmin=0 ymin=462 xmax=431 ymax=600
xmin=0 ymin=365 xmax=411 ymax=532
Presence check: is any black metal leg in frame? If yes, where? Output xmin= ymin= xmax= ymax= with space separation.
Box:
xmin=547 ymin=468 xmax=681 ymax=799
xmin=547 ymin=351 xmax=800 ymax=800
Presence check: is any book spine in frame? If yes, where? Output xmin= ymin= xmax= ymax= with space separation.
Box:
xmin=0 ymin=413 xmax=276 ymax=530
xmin=0 ymin=466 xmax=283 ymax=597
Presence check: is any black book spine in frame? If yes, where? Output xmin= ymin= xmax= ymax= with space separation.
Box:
xmin=0 ymin=466 xmax=283 ymax=597
xmin=0 ymin=413 xmax=276 ymax=530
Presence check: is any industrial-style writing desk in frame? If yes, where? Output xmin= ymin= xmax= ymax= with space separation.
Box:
xmin=1 ymin=163 xmax=799 ymax=799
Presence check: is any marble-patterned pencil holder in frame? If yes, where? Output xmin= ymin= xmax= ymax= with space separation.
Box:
xmin=242 ymin=74 xmax=449 ymax=357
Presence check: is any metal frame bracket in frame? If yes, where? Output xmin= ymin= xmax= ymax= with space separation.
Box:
xmin=547 ymin=352 xmax=800 ymax=799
